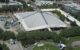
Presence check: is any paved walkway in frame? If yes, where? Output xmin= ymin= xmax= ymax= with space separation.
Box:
xmin=71 ymin=41 xmax=80 ymax=47
xmin=24 ymin=45 xmax=34 ymax=50
xmin=24 ymin=42 xmax=57 ymax=50
xmin=5 ymin=41 xmax=23 ymax=50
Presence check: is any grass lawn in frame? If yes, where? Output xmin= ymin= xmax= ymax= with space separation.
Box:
xmin=33 ymin=43 xmax=59 ymax=50
xmin=66 ymin=36 xmax=80 ymax=50
xmin=67 ymin=36 xmax=80 ymax=45
xmin=73 ymin=48 xmax=80 ymax=50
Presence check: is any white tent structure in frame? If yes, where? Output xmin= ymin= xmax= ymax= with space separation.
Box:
xmin=14 ymin=11 xmax=67 ymax=31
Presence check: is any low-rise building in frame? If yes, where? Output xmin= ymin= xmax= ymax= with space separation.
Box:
xmin=34 ymin=0 xmax=73 ymax=6
xmin=24 ymin=0 xmax=74 ymax=6
xmin=73 ymin=0 xmax=80 ymax=4
xmin=63 ymin=2 xmax=80 ymax=14
xmin=14 ymin=11 xmax=67 ymax=31
xmin=0 ymin=0 xmax=23 ymax=9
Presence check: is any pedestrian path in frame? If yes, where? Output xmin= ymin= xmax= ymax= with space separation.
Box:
xmin=24 ymin=45 xmax=34 ymax=50
xmin=5 ymin=41 xmax=23 ymax=50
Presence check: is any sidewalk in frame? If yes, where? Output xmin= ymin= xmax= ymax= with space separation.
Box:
xmin=5 ymin=41 xmax=23 ymax=50
xmin=24 ymin=45 xmax=34 ymax=50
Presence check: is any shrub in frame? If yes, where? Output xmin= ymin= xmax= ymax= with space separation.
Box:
xmin=0 ymin=29 xmax=4 ymax=40
xmin=0 ymin=28 xmax=4 ymax=33
xmin=0 ymin=29 xmax=15 ymax=41
xmin=60 ymin=27 xmax=80 ymax=38
xmin=52 ymin=10 xmax=65 ymax=21
xmin=2 ymin=31 xmax=15 ymax=41
xmin=17 ymin=31 xmax=60 ymax=46
xmin=0 ymin=44 xmax=9 ymax=50
xmin=70 ymin=21 xmax=77 ymax=26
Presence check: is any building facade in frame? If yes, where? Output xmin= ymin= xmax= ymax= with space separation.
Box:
xmin=73 ymin=0 xmax=80 ymax=4
xmin=63 ymin=2 xmax=80 ymax=15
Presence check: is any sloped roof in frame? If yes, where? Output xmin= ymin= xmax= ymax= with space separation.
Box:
xmin=14 ymin=11 xmax=67 ymax=31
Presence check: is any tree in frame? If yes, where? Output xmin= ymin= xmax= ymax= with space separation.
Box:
xmin=2 ymin=31 xmax=15 ymax=41
xmin=0 ymin=44 xmax=9 ymax=50
xmin=0 ymin=29 xmax=4 ymax=40
xmin=52 ymin=10 xmax=65 ymax=21
xmin=70 ymin=21 xmax=77 ymax=26
xmin=0 ymin=28 xmax=3 ymax=33
xmin=17 ymin=31 xmax=60 ymax=46
xmin=60 ymin=27 xmax=80 ymax=38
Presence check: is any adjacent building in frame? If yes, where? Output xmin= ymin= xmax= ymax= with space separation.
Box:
xmin=73 ymin=0 xmax=80 ymax=4
xmin=34 ymin=0 xmax=74 ymax=5
xmin=25 ymin=0 xmax=73 ymax=6
xmin=63 ymin=2 xmax=80 ymax=14
xmin=0 ymin=0 xmax=23 ymax=9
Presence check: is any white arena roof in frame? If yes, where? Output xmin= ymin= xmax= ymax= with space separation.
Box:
xmin=14 ymin=11 xmax=67 ymax=31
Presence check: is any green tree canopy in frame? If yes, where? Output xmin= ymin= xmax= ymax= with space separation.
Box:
xmin=17 ymin=31 xmax=60 ymax=46
xmin=2 ymin=31 xmax=15 ymax=41
xmin=60 ymin=27 xmax=80 ymax=38
xmin=0 ymin=44 xmax=9 ymax=50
